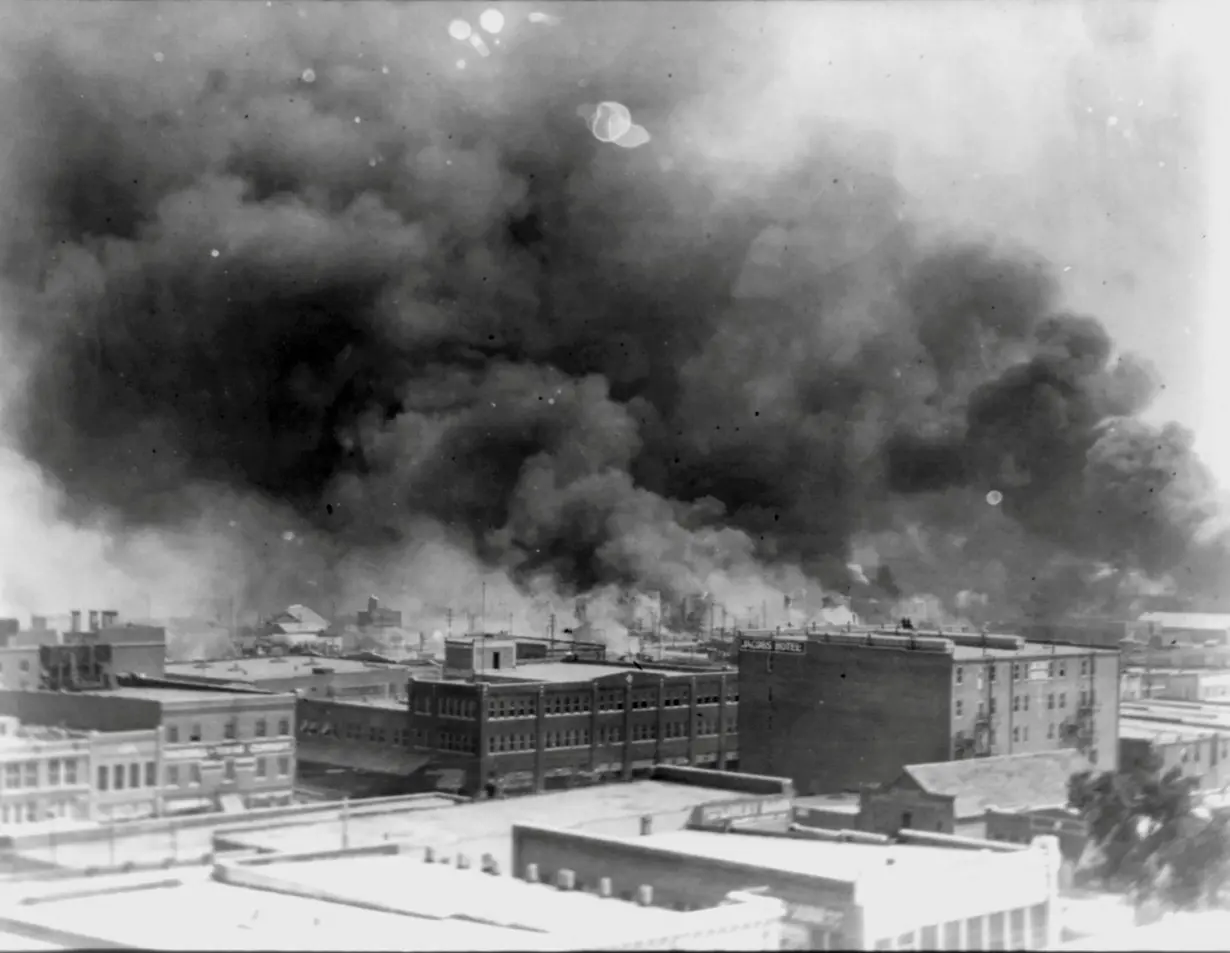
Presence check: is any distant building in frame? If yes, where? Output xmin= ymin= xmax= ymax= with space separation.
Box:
xmin=262 ymin=605 xmax=331 ymax=642
xmin=737 ymin=627 xmax=1119 ymax=795
xmin=1137 ymin=612 xmax=1230 ymax=647
xmin=1018 ymin=618 xmax=1159 ymax=650
xmin=295 ymin=635 xmax=739 ymax=799
xmin=356 ymin=595 xmax=402 ymax=630
xmin=1118 ymin=701 xmax=1230 ymax=796
xmin=1121 ymin=666 xmax=1230 ymax=703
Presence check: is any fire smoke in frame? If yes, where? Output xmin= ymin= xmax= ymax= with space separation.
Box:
xmin=0 ymin=1 xmax=1217 ymax=637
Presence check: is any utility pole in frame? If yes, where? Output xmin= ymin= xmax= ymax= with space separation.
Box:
xmin=548 ymin=613 xmax=556 ymax=652
xmin=480 ymin=581 xmax=487 ymax=635
xmin=446 ymin=607 xmax=453 ymax=638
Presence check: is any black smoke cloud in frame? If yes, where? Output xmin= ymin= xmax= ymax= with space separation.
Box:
xmin=0 ymin=1 xmax=1219 ymax=625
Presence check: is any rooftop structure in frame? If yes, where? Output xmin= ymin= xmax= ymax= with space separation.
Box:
xmin=898 ymin=750 xmax=1092 ymax=820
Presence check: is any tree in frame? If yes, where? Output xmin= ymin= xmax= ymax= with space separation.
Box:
xmin=1068 ymin=753 xmax=1230 ymax=911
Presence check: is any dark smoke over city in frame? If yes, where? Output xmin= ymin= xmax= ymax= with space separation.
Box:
xmin=0 ymin=1 xmax=1221 ymax=639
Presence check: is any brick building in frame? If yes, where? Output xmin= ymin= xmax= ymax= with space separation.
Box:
xmin=295 ymin=635 xmax=738 ymax=799
xmin=738 ymin=628 xmax=1119 ymax=795
xmin=0 ymin=716 xmax=93 ymax=827
xmin=1121 ymin=666 xmax=1230 ymax=702
xmin=0 ymin=683 xmax=297 ymax=815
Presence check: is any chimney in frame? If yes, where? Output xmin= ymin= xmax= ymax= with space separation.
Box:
xmin=636 ymin=884 xmax=654 ymax=907
xmin=555 ymin=869 xmax=576 ymax=891
xmin=598 ymin=877 xmax=613 ymax=898
xmin=70 ymin=611 xmax=81 ymax=633
xmin=523 ymin=863 xmax=539 ymax=883
xmin=101 ymin=610 xmax=119 ymax=629
xmin=368 ymin=595 xmax=379 ymax=614
xmin=88 ymin=610 xmax=99 ymax=632
xmin=639 ymin=815 xmax=653 ymax=836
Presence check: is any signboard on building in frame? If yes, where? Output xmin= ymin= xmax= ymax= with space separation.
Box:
xmin=163 ymin=739 xmax=292 ymax=762
xmin=740 ymin=638 xmax=806 ymax=655
xmin=1028 ymin=661 xmax=1050 ymax=681
xmin=692 ymin=796 xmax=793 ymax=829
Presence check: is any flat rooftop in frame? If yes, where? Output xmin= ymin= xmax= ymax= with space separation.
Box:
xmin=239 ymin=852 xmax=710 ymax=937
xmin=794 ymin=793 xmax=861 ymax=814
xmin=639 ymin=829 xmax=1003 ymax=882
xmin=950 ymin=642 xmax=1105 ymax=661
xmin=107 ymin=686 xmax=289 ymax=704
xmin=0 ymin=867 xmax=536 ymax=951
xmin=167 ymin=657 xmax=408 ymax=682
xmin=1120 ymin=719 xmax=1215 ymax=744
xmin=214 ymin=778 xmax=751 ymax=871
xmin=486 ymin=661 xmax=705 ymax=684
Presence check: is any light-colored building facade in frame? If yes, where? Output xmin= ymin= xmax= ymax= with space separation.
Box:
xmin=90 ymin=728 xmax=162 ymax=823
xmin=0 ymin=716 xmax=92 ymax=828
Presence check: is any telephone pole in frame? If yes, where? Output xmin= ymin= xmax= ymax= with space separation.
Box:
xmin=548 ymin=613 xmax=556 ymax=652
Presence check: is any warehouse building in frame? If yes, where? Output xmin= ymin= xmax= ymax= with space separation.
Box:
xmin=295 ymin=635 xmax=738 ymax=799
xmin=738 ymin=628 xmax=1118 ymax=795
xmin=511 ymin=819 xmax=1063 ymax=949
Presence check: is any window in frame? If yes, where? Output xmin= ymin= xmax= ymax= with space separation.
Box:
xmin=167 ymin=725 xmax=179 ymax=744
xmin=65 ymin=759 xmax=78 ymax=785
xmin=1048 ymin=694 xmax=1055 ymax=710
xmin=18 ymin=659 xmax=28 ymax=672
xmin=989 ymin=665 xmax=997 ymax=682
xmin=1013 ymin=695 xmax=1021 ymax=712
xmin=97 ymin=765 xmax=109 ymax=791
xmin=114 ymin=764 xmax=125 ymax=790
xmin=255 ymin=718 xmax=267 ymax=738
xmin=190 ymin=763 xmax=202 ymax=785
xmin=145 ymin=762 xmax=156 ymax=787
xmin=1059 ymin=663 xmax=1067 ymax=677
xmin=167 ymin=765 xmax=180 ymax=786
xmin=1013 ymin=727 xmax=1020 ymax=742
xmin=224 ymin=759 xmax=236 ymax=781
xmin=277 ymin=756 xmax=290 ymax=777
xmin=902 ymin=811 xmax=913 ymax=829
xmin=129 ymin=763 xmax=140 ymax=788
xmin=1047 ymin=723 xmax=1055 ymax=739
xmin=255 ymin=757 xmax=267 ymax=778
xmin=48 ymin=759 xmax=61 ymax=787
xmin=990 ymin=698 xmax=997 ymax=714
xmin=224 ymin=718 xmax=238 ymax=740
xmin=278 ymin=718 xmax=290 ymax=736
xmin=1023 ymin=694 xmax=1029 ymax=711
xmin=1080 ymin=659 xmax=1089 ymax=676
xmin=21 ymin=761 xmax=36 ymax=787
xmin=189 ymin=724 xmax=201 ymax=743
xmin=1012 ymin=664 xmax=1021 ymax=681
xmin=1059 ymin=692 xmax=1067 ymax=709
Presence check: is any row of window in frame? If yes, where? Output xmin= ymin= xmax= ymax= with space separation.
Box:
xmin=438 ymin=731 xmax=476 ymax=753
xmin=0 ymin=800 xmax=83 ymax=825
xmin=955 ymin=658 xmax=1098 ymax=686
xmin=956 ymin=689 xmax=1097 ymax=718
xmin=96 ymin=761 xmax=157 ymax=792
xmin=166 ymin=717 xmax=291 ymax=745
xmin=2 ymin=758 xmax=85 ymax=790
xmin=487 ymin=717 xmax=733 ymax=753
xmin=163 ymin=755 xmax=291 ymax=787
xmin=871 ymin=903 xmax=1048 ymax=951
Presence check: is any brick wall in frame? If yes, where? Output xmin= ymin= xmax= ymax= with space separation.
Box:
xmin=739 ymin=641 xmax=951 ymax=795
xmin=0 ymin=691 xmax=159 ymax=732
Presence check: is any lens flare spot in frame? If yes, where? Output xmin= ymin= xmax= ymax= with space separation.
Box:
xmin=613 ymin=124 xmax=651 ymax=149
xmin=210 ymin=249 xmax=220 ymax=258
xmin=479 ymin=8 xmax=505 ymax=34
xmin=448 ymin=19 xmax=472 ymax=41
xmin=282 ymin=530 xmax=296 ymax=542
xmin=300 ymin=68 xmax=316 ymax=83
xmin=456 ymin=59 xmax=467 ymax=70
xmin=986 ymin=490 xmax=1004 ymax=506
xmin=528 ymin=11 xmax=559 ymax=25
xmin=468 ymin=34 xmax=491 ymax=57
xmin=590 ymin=101 xmax=632 ymax=143
xmin=153 ymin=52 xmax=165 ymax=64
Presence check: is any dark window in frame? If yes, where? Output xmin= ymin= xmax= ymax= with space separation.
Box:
xmin=167 ymin=724 xmax=180 ymax=744
xmin=114 ymin=764 xmax=125 ymax=790
xmin=278 ymin=718 xmax=290 ymax=736
xmin=97 ymin=765 xmax=109 ymax=791
xmin=189 ymin=724 xmax=201 ymax=743
xmin=224 ymin=719 xmax=237 ymax=740
xmin=166 ymin=765 xmax=179 ymax=786
xmin=145 ymin=761 xmax=156 ymax=786
xmin=901 ymin=812 xmax=913 ymax=829
xmin=129 ymin=763 xmax=140 ymax=788
xmin=224 ymin=759 xmax=236 ymax=781
xmin=255 ymin=718 xmax=267 ymax=738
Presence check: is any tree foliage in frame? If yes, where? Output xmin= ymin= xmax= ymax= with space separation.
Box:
xmin=1068 ymin=752 xmax=1230 ymax=910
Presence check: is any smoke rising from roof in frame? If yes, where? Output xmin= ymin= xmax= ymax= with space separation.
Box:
xmin=0 ymin=1 xmax=1218 ymax=631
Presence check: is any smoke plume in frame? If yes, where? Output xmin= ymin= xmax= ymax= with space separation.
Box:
xmin=0 ymin=1 xmax=1217 ymax=637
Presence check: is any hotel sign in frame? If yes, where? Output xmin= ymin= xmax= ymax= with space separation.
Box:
xmin=740 ymin=638 xmax=806 ymax=655
xmin=693 ymin=796 xmax=793 ymax=828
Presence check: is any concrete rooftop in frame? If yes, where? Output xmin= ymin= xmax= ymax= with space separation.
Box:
xmin=213 ymin=779 xmax=749 ymax=871
xmin=167 ymin=656 xmax=408 ymax=681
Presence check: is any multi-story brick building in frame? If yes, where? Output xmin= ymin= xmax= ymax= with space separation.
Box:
xmin=0 ymin=682 xmax=297 ymax=816
xmin=738 ymin=628 xmax=1119 ymax=796
xmin=295 ymin=635 xmax=739 ymax=799
xmin=1121 ymin=666 xmax=1230 ymax=702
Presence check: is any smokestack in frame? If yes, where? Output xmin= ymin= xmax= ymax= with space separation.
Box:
xmin=368 ymin=595 xmax=378 ymax=614
xmin=88 ymin=610 xmax=99 ymax=632
xmin=70 ymin=610 xmax=80 ymax=633
xmin=101 ymin=610 xmax=118 ymax=629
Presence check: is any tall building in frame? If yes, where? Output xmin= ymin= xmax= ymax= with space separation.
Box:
xmin=738 ymin=628 xmax=1119 ymax=796
xmin=295 ymin=634 xmax=739 ymax=798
